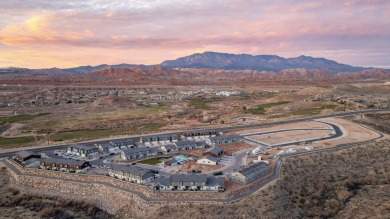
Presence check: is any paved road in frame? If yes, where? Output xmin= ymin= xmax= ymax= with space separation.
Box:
xmin=0 ymin=109 xmax=385 ymax=160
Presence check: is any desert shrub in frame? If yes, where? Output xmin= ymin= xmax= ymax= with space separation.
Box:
xmin=8 ymin=187 xmax=19 ymax=195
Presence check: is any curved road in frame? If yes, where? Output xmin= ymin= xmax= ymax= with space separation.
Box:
xmin=0 ymin=109 xmax=385 ymax=160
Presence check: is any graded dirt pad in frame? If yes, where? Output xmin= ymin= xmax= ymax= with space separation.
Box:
xmin=220 ymin=142 xmax=255 ymax=155
xmin=247 ymin=129 xmax=333 ymax=146
xmin=233 ymin=121 xmax=331 ymax=135
xmin=179 ymin=160 xmax=224 ymax=172
xmin=312 ymin=118 xmax=384 ymax=147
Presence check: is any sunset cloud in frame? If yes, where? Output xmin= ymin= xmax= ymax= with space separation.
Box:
xmin=0 ymin=0 xmax=389 ymax=68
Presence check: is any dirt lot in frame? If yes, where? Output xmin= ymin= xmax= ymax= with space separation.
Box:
xmin=220 ymin=142 xmax=255 ymax=155
xmin=233 ymin=121 xmax=331 ymax=135
xmin=247 ymin=129 xmax=333 ymax=146
xmin=179 ymin=160 xmax=224 ymax=172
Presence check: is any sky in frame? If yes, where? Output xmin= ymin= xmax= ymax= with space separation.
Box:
xmin=0 ymin=0 xmax=389 ymax=69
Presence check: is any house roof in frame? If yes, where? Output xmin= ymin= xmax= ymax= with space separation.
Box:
xmin=69 ymin=144 xmax=96 ymax=151
xmin=122 ymin=147 xmax=151 ymax=155
xmin=183 ymin=129 xmax=218 ymax=134
xmin=175 ymin=140 xmax=197 ymax=147
xmin=209 ymin=135 xmax=241 ymax=141
xmin=155 ymin=177 xmax=171 ymax=187
xmin=109 ymin=165 xmax=152 ymax=177
xmin=207 ymin=176 xmax=225 ymax=187
xmin=206 ymin=146 xmax=223 ymax=155
xmin=236 ymin=162 xmax=268 ymax=176
xmin=196 ymin=141 xmax=206 ymax=146
xmin=170 ymin=174 xmax=208 ymax=183
xmin=41 ymin=157 xmax=88 ymax=166
xmin=24 ymin=158 xmax=41 ymax=165
xmin=162 ymin=144 xmax=177 ymax=150
xmin=199 ymin=156 xmax=219 ymax=163
xmin=164 ymin=158 xmax=177 ymax=164
xmin=15 ymin=150 xmax=38 ymax=158
xmin=99 ymin=143 xmax=113 ymax=149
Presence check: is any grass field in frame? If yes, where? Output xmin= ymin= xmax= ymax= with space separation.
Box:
xmin=137 ymin=157 xmax=169 ymax=165
xmin=0 ymin=136 xmax=35 ymax=145
xmin=248 ymin=101 xmax=290 ymax=114
xmin=0 ymin=113 xmax=49 ymax=125
xmin=191 ymin=99 xmax=210 ymax=109
xmin=50 ymin=123 xmax=164 ymax=141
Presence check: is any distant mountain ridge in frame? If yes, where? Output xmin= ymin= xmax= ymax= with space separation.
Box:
xmin=160 ymin=52 xmax=367 ymax=72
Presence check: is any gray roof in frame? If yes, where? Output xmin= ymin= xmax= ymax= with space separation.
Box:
xmin=207 ymin=176 xmax=225 ymax=187
xmin=122 ymin=147 xmax=151 ymax=155
xmin=15 ymin=151 xmax=38 ymax=158
xmin=155 ymin=177 xmax=171 ymax=186
xmin=199 ymin=156 xmax=219 ymax=163
xmin=209 ymin=135 xmax=241 ymax=141
xmin=170 ymin=174 xmax=208 ymax=183
xmin=99 ymin=143 xmax=113 ymax=149
xmin=196 ymin=141 xmax=206 ymax=146
xmin=206 ymin=146 xmax=223 ymax=155
xmin=162 ymin=144 xmax=177 ymax=150
xmin=237 ymin=162 xmax=268 ymax=176
xmin=41 ymin=157 xmax=88 ymax=166
xmin=164 ymin=158 xmax=177 ymax=164
xmin=183 ymin=129 xmax=218 ymax=134
xmin=109 ymin=165 xmax=152 ymax=177
xmin=175 ymin=140 xmax=197 ymax=147
xmin=24 ymin=158 xmax=41 ymax=165
xmin=69 ymin=144 xmax=96 ymax=150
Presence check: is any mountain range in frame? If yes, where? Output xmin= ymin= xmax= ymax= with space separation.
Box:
xmin=0 ymin=52 xmax=388 ymax=85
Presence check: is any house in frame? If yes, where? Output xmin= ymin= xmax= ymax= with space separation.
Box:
xmin=108 ymin=165 xmax=155 ymax=184
xmin=120 ymin=147 xmax=159 ymax=160
xmin=13 ymin=151 xmax=41 ymax=163
xmin=174 ymin=140 xmax=197 ymax=151
xmin=140 ymin=134 xmax=179 ymax=144
xmin=154 ymin=174 xmax=225 ymax=192
xmin=110 ymin=138 xmax=135 ymax=149
xmin=67 ymin=144 xmax=99 ymax=158
xmin=229 ymin=162 xmax=269 ymax=184
xmin=163 ymin=158 xmax=178 ymax=166
xmin=24 ymin=158 xmax=41 ymax=168
xmin=203 ymin=146 xmax=224 ymax=157
xmin=40 ymin=158 xmax=91 ymax=173
xmin=196 ymin=141 xmax=208 ymax=148
xmin=182 ymin=130 xmax=219 ymax=138
xmin=206 ymin=135 xmax=242 ymax=145
xmin=196 ymin=156 xmax=219 ymax=165
xmin=160 ymin=144 xmax=177 ymax=153
xmin=97 ymin=143 xmax=115 ymax=153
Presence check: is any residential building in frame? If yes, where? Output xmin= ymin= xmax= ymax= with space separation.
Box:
xmin=203 ymin=146 xmax=224 ymax=157
xmin=206 ymin=135 xmax=242 ymax=145
xmin=97 ymin=143 xmax=115 ymax=153
xmin=140 ymin=134 xmax=179 ymax=144
xmin=108 ymin=165 xmax=155 ymax=184
xmin=67 ymin=144 xmax=99 ymax=158
xmin=163 ymin=158 xmax=178 ymax=166
xmin=154 ymin=174 xmax=225 ymax=191
xmin=196 ymin=156 xmax=220 ymax=165
xmin=182 ymin=130 xmax=219 ymax=137
xmin=40 ymin=158 xmax=91 ymax=173
xmin=174 ymin=140 xmax=198 ymax=151
xmin=160 ymin=144 xmax=177 ymax=153
xmin=229 ymin=162 xmax=269 ymax=184
xmin=110 ymin=138 xmax=135 ymax=149
xmin=13 ymin=151 xmax=40 ymax=163
xmin=120 ymin=147 xmax=159 ymax=160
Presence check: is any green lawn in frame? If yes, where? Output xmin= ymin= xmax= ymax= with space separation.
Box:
xmin=292 ymin=105 xmax=337 ymax=116
xmin=0 ymin=136 xmax=35 ymax=145
xmin=0 ymin=113 xmax=50 ymax=125
xmin=191 ymin=100 xmax=209 ymax=109
xmin=137 ymin=157 xmax=165 ymax=165
xmin=50 ymin=123 xmax=164 ymax=141
xmin=248 ymin=101 xmax=290 ymax=114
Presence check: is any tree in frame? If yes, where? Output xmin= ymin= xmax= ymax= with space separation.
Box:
xmin=243 ymin=106 xmax=247 ymax=112
xmin=220 ymin=120 xmax=225 ymax=124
